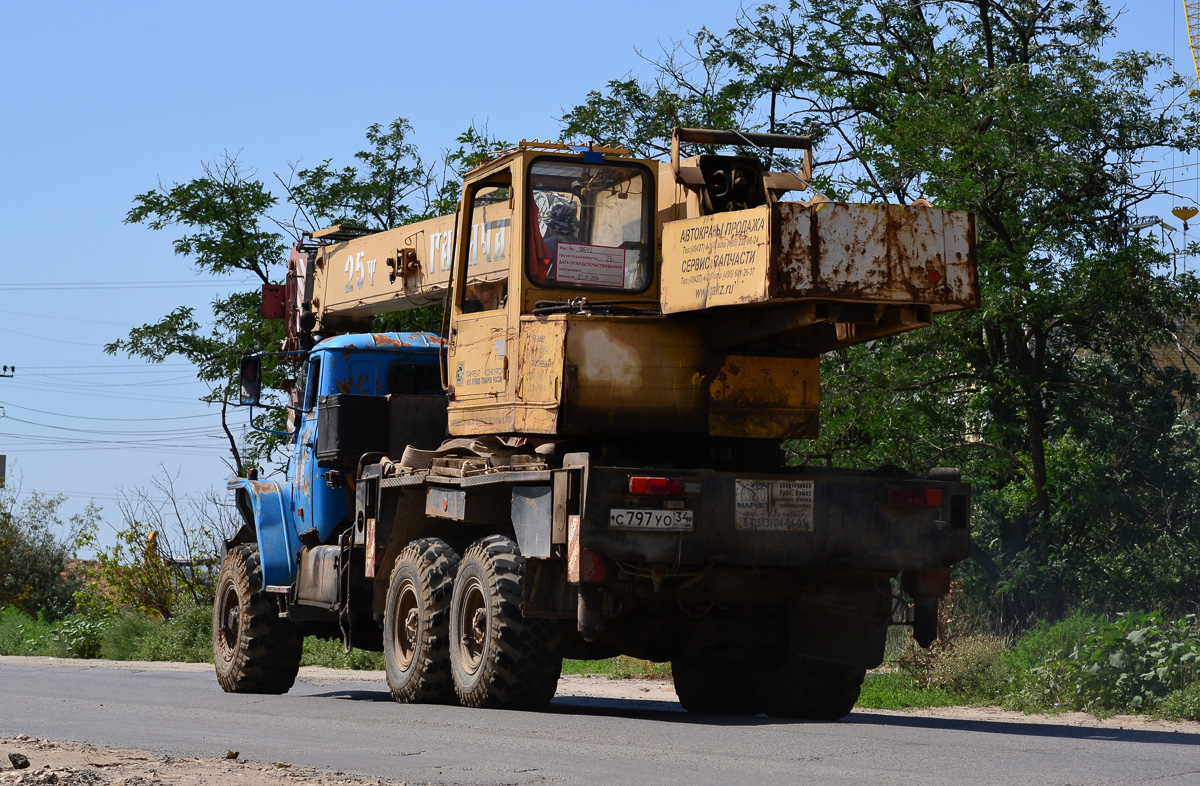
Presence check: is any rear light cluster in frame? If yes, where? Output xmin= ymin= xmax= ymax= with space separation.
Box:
xmin=889 ymin=488 xmax=943 ymax=507
xmin=629 ymin=476 xmax=685 ymax=496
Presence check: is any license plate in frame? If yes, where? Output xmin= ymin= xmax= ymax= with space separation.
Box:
xmin=609 ymin=508 xmax=694 ymax=531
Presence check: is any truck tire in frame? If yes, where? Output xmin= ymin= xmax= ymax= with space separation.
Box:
xmin=672 ymin=654 xmax=761 ymax=715
xmin=383 ymin=538 xmax=460 ymax=703
xmin=212 ymin=544 xmax=302 ymax=694
xmin=760 ymin=660 xmax=866 ymax=721
xmin=449 ymin=535 xmax=562 ymax=709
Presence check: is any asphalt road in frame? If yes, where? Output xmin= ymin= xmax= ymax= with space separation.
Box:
xmin=2 ymin=659 xmax=1198 ymax=786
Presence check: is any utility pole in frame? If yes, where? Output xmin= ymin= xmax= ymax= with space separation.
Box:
xmin=1 ymin=366 xmax=11 ymax=486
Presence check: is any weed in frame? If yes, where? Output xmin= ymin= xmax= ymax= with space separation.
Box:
xmin=131 ymin=602 xmax=213 ymax=663
xmin=929 ymin=633 xmax=1008 ymax=699
xmin=98 ymin=613 xmax=156 ymax=660
xmin=54 ymin=616 xmax=103 ymax=659
xmin=857 ymin=671 xmax=962 ymax=710
xmin=0 ymin=607 xmax=58 ymax=656
xmin=561 ymin=656 xmax=672 ymax=680
xmin=301 ymin=637 xmax=385 ymax=670
xmin=1000 ymin=611 xmax=1102 ymax=712
xmin=1064 ymin=612 xmax=1199 ymax=713
xmin=1154 ymin=683 xmax=1200 ymax=721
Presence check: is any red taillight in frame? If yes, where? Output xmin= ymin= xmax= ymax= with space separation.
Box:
xmin=889 ymin=488 xmax=943 ymax=506
xmin=629 ymin=476 xmax=685 ymax=495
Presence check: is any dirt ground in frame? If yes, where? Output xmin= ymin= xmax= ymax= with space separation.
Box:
xmin=1 ymin=657 xmax=1197 ymax=785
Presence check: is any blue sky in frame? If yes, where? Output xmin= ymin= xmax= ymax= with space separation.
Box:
xmin=0 ymin=1 xmax=1192 ymax=549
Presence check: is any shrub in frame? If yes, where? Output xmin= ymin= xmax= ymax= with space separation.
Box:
xmin=131 ymin=602 xmax=213 ymax=663
xmin=74 ymin=472 xmax=234 ymax=620
xmin=1063 ymin=612 xmax=1200 ymax=713
xmin=0 ymin=607 xmax=57 ymax=656
xmin=929 ymin=633 xmax=1008 ymax=698
xmin=0 ymin=491 xmax=95 ymax=621
xmin=1001 ymin=611 xmax=1103 ymax=712
xmin=1155 ymin=683 xmax=1200 ymax=721
xmin=97 ymin=612 xmax=156 ymax=661
xmin=301 ymin=636 xmax=384 ymax=670
xmin=54 ymin=616 xmax=103 ymax=659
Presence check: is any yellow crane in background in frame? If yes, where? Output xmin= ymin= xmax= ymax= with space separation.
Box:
xmin=1179 ymin=2 xmax=1200 ymax=228
xmin=1186 ymin=0 xmax=1200 ymax=91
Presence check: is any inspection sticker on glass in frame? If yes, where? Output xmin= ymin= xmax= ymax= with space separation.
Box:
xmin=555 ymin=243 xmax=627 ymax=288
xmin=734 ymin=479 xmax=814 ymax=531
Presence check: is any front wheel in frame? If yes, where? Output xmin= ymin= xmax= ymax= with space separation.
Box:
xmin=212 ymin=544 xmax=302 ymax=694
xmin=383 ymin=538 xmax=460 ymax=703
xmin=449 ymin=535 xmax=562 ymax=709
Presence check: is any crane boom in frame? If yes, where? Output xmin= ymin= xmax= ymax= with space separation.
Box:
xmin=1186 ymin=0 xmax=1200 ymax=89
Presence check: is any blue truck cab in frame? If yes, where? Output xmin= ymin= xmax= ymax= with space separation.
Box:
xmin=228 ymin=332 xmax=443 ymax=590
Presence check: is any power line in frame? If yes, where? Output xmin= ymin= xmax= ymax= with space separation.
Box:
xmin=16 ymin=362 xmax=194 ymax=370
xmin=0 ymin=399 xmax=213 ymax=421
xmin=0 ymin=325 xmax=107 ymax=347
xmin=2 ymin=279 xmax=258 ymax=290
xmin=1 ymin=380 xmax=214 ymax=405
xmin=0 ymin=414 xmax=219 ymax=437
xmin=0 ymin=309 xmax=133 ymax=327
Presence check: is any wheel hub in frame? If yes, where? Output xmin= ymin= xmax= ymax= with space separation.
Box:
xmin=393 ymin=579 xmax=419 ymax=670
xmin=470 ymin=608 xmax=487 ymax=645
xmin=404 ymin=608 xmax=420 ymax=645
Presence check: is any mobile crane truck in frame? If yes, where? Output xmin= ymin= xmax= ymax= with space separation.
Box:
xmin=218 ymin=127 xmax=978 ymax=719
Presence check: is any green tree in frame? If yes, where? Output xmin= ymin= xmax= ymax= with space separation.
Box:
xmin=107 ymin=155 xmax=287 ymax=475
xmin=563 ymin=0 xmax=1200 ymax=619
xmin=0 ymin=485 xmax=97 ymax=620
xmin=113 ymin=120 xmax=509 ymax=474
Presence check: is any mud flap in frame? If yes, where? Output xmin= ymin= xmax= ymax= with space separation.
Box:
xmin=788 ymin=608 xmax=888 ymax=669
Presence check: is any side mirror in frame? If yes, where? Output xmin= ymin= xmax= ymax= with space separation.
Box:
xmin=239 ymin=356 xmax=262 ymax=405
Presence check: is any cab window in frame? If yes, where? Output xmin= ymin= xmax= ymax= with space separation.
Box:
xmin=387 ymin=362 xmax=443 ymax=395
xmin=302 ymin=358 xmax=321 ymax=411
xmin=460 ymin=172 xmax=512 ymax=313
xmin=526 ymin=158 xmax=653 ymax=293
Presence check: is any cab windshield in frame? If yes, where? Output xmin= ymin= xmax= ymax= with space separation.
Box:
xmin=526 ymin=159 xmax=653 ymax=293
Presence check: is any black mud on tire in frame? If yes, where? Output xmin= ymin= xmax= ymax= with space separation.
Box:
xmin=212 ymin=544 xmax=302 ymax=694
xmin=449 ymin=535 xmax=562 ymax=709
xmin=383 ymin=537 xmax=460 ymax=703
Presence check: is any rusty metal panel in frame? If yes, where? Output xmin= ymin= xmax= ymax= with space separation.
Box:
xmin=937 ymin=210 xmax=980 ymax=312
xmin=425 ymin=487 xmax=466 ymax=520
xmin=805 ymin=202 xmax=951 ymax=305
xmin=560 ymin=315 xmax=707 ymax=434
xmin=447 ymin=311 xmax=511 ymax=437
xmin=513 ymin=317 xmax=566 ymax=434
xmin=708 ymin=355 xmax=819 ymax=439
xmin=660 ymin=201 xmax=978 ymax=317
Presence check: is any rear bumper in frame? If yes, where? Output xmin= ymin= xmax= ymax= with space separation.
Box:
xmin=575 ymin=460 xmax=970 ymax=573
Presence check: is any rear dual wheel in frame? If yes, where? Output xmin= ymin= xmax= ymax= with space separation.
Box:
xmin=449 ymin=535 xmax=563 ymax=709
xmin=672 ymin=650 xmax=761 ymax=715
xmin=759 ymin=659 xmax=866 ymax=721
xmin=383 ymin=538 xmax=460 ymax=703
